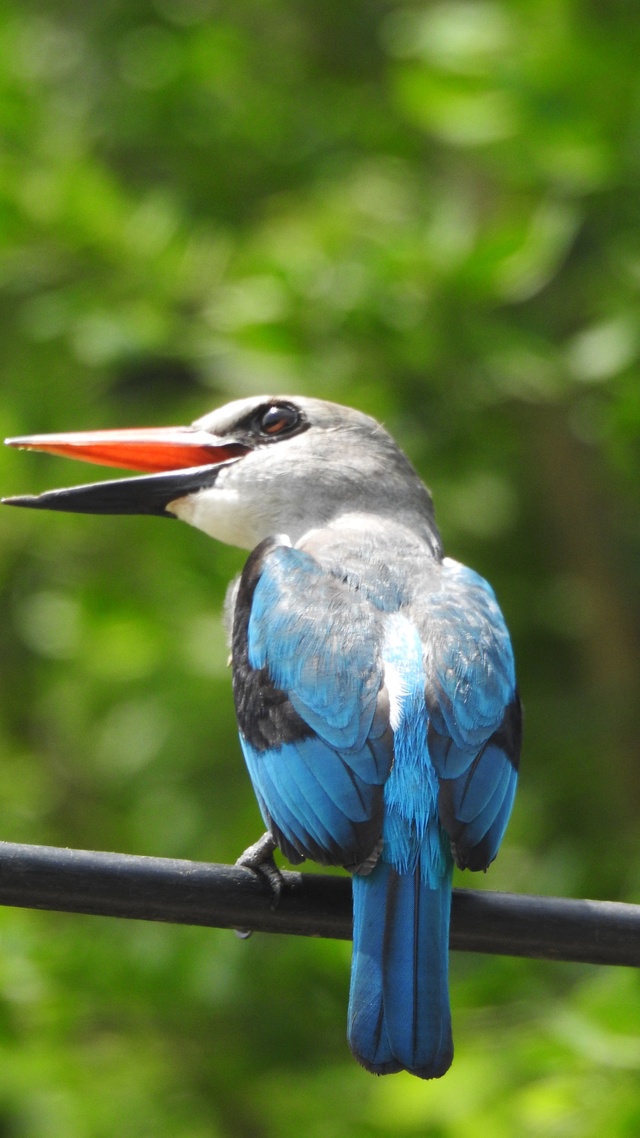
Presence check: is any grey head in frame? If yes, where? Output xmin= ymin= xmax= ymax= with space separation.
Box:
xmin=4 ymin=394 xmax=442 ymax=556
xmin=178 ymin=396 xmax=442 ymax=553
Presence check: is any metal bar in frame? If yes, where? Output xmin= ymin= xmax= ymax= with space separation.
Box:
xmin=0 ymin=840 xmax=637 ymax=967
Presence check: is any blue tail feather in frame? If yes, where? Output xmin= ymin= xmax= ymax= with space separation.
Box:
xmin=348 ymin=860 xmax=453 ymax=1079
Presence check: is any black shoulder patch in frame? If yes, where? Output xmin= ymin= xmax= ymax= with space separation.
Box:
xmin=231 ymin=538 xmax=313 ymax=752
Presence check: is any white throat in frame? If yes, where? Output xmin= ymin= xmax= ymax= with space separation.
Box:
xmin=167 ymin=485 xmax=262 ymax=550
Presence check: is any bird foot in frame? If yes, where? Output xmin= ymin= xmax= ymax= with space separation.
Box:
xmin=235 ymin=831 xmax=284 ymax=929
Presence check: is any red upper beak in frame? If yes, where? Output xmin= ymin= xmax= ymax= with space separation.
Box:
xmin=4 ymin=426 xmax=247 ymax=473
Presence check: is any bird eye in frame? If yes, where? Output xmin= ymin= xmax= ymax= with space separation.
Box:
xmin=258 ymin=404 xmax=300 ymax=437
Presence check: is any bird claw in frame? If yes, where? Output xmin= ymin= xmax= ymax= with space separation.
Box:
xmin=235 ymin=831 xmax=284 ymax=922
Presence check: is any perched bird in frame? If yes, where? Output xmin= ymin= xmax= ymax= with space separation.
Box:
xmin=4 ymin=395 xmax=521 ymax=1079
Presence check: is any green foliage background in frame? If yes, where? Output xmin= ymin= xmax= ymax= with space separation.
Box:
xmin=0 ymin=0 xmax=639 ymax=1134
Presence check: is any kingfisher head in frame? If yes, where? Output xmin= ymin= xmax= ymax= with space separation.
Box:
xmin=4 ymin=395 xmax=439 ymax=551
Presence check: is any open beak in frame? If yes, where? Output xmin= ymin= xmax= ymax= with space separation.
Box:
xmin=2 ymin=426 xmax=249 ymax=517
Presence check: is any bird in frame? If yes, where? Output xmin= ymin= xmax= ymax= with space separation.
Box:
xmin=3 ymin=395 xmax=521 ymax=1079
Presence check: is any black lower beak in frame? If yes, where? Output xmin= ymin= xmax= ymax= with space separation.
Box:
xmin=2 ymin=463 xmax=228 ymax=517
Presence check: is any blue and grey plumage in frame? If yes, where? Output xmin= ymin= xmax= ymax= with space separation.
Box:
xmin=217 ymin=414 xmax=521 ymax=1079
xmin=4 ymin=394 xmax=521 ymax=1080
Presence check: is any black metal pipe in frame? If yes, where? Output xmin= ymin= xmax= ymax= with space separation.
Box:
xmin=0 ymin=840 xmax=637 ymax=967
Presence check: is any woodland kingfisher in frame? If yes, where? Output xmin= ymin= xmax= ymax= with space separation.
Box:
xmin=4 ymin=395 xmax=521 ymax=1079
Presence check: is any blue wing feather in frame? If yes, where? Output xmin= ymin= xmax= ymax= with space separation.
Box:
xmin=425 ymin=561 xmax=516 ymax=747
xmin=465 ymin=767 xmax=517 ymax=848
xmin=248 ymin=545 xmax=382 ymax=751
xmin=237 ymin=543 xmax=394 ymax=866
xmin=476 ymin=769 xmax=518 ymax=863
xmin=241 ymin=736 xmax=379 ymax=863
xmin=453 ymin=745 xmax=513 ymax=823
xmin=420 ymin=559 xmax=520 ymax=868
